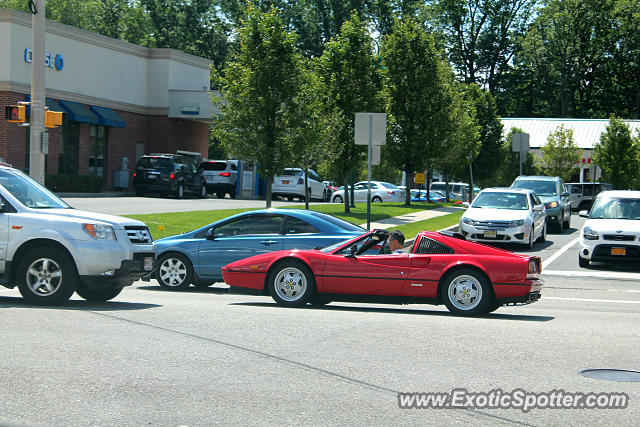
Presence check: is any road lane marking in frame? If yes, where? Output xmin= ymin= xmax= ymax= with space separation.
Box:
xmin=542 ymin=236 xmax=580 ymax=269
xmin=545 ymin=296 xmax=640 ymax=304
xmin=544 ymin=269 xmax=640 ymax=280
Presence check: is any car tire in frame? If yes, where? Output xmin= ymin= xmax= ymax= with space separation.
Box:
xmin=537 ymin=222 xmax=547 ymax=243
xmin=579 ymin=255 xmax=590 ymax=268
xmin=156 ymin=253 xmax=193 ymax=290
xmin=175 ymin=184 xmax=184 ymax=199
xmin=199 ymin=185 xmax=207 ymax=198
xmin=527 ymin=226 xmax=535 ymax=249
xmin=557 ymin=213 xmax=564 ymax=233
xmin=75 ymin=282 xmax=123 ymax=302
xmin=268 ymin=260 xmax=314 ymax=307
xmin=564 ymin=212 xmax=571 ymax=229
xmin=440 ymin=268 xmax=491 ymax=316
xmin=17 ymin=247 xmax=77 ymax=305
xmin=372 ymin=196 xmax=382 ymax=203
xmin=333 ymin=195 xmax=343 ymax=203
xmin=216 ymin=191 xmax=225 ymax=199
xmin=230 ymin=190 xmax=236 ymax=199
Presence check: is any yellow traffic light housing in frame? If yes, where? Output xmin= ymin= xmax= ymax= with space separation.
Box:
xmin=5 ymin=105 xmax=26 ymax=123
xmin=45 ymin=110 xmax=63 ymax=128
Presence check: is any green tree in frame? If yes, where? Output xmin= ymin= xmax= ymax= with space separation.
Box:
xmin=381 ymin=18 xmax=452 ymax=205
xmin=593 ymin=117 xmax=640 ymax=190
xmin=316 ymin=12 xmax=383 ymax=213
xmin=213 ymin=5 xmax=307 ymax=207
xmin=538 ymin=125 xmax=581 ymax=181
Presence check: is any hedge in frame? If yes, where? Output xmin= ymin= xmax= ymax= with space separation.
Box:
xmin=45 ymin=174 xmax=103 ymax=192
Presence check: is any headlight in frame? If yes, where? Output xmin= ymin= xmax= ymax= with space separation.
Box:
xmin=583 ymin=226 xmax=599 ymax=240
xmin=508 ymin=219 xmax=525 ymax=228
xmin=545 ymin=201 xmax=558 ymax=209
xmin=462 ymin=217 xmax=475 ymax=226
xmin=83 ymin=223 xmax=116 ymax=240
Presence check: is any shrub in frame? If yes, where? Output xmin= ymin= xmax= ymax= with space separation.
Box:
xmin=45 ymin=174 xmax=103 ymax=192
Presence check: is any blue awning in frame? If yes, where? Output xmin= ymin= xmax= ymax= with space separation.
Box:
xmin=23 ymin=95 xmax=64 ymax=116
xmin=58 ymin=100 xmax=98 ymax=124
xmin=89 ymin=105 xmax=126 ymax=128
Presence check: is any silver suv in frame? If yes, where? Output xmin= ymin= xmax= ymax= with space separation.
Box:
xmin=200 ymin=160 xmax=238 ymax=199
xmin=0 ymin=165 xmax=155 ymax=305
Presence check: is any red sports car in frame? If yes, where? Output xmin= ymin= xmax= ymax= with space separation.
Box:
xmin=222 ymin=229 xmax=543 ymax=316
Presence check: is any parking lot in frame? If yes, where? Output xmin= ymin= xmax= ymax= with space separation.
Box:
xmin=1 ymin=199 xmax=639 ymax=425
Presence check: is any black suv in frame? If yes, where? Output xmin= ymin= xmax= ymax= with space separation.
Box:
xmin=133 ymin=153 xmax=206 ymax=198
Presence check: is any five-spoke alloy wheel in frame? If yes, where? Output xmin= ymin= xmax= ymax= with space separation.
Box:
xmin=269 ymin=260 xmax=314 ymax=306
xmin=440 ymin=268 xmax=491 ymax=316
xmin=17 ymin=247 xmax=77 ymax=305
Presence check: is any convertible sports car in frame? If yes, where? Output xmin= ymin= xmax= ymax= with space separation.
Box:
xmin=222 ymin=229 xmax=543 ymax=316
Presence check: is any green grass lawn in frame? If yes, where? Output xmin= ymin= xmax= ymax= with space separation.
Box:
xmin=126 ymin=202 xmax=461 ymax=240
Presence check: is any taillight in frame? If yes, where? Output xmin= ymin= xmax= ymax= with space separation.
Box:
xmin=219 ymin=172 xmax=231 ymax=177
xmin=169 ymin=173 xmax=176 ymax=180
xmin=297 ymin=178 xmax=304 ymax=184
xmin=133 ymin=172 xmax=137 ymax=178
xmin=527 ymin=257 xmax=542 ymax=279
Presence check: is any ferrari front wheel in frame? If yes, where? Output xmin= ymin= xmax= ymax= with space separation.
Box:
xmin=269 ymin=260 xmax=314 ymax=307
xmin=440 ymin=268 xmax=491 ymax=316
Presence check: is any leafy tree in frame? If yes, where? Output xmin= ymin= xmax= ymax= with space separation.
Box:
xmin=213 ymin=5 xmax=307 ymax=207
xmin=382 ymin=17 xmax=452 ymax=205
xmin=593 ymin=117 xmax=640 ymax=190
xmin=315 ymin=12 xmax=383 ymax=212
xmin=538 ymin=125 xmax=581 ymax=181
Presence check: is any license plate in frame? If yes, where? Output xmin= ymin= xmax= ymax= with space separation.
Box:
xmin=282 ymin=180 xmax=289 ymax=185
xmin=147 ymin=174 xmax=156 ymax=179
xmin=484 ymin=230 xmax=497 ymax=238
xmin=611 ymin=247 xmax=626 ymax=256
xmin=206 ymin=176 xmax=214 ymax=182
xmin=144 ymin=256 xmax=154 ymax=271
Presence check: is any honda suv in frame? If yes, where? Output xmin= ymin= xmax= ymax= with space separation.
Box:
xmin=133 ymin=153 xmax=206 ymax=198
xmin=200 ymin=159 xmax=238 ymax=199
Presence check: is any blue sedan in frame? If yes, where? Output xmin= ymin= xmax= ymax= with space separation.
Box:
xmin=153 ymin=209 xmax=364 ymax=289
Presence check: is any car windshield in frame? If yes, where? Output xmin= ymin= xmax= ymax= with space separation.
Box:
xmin=589 ymin=197 xmax=640 ymax=220
xmin=281 ymin=169 xmax=303 ymax=177
xmin=512 ymin=179 xmax=557 ymax=196
xmin=0 ymin=169 xmax=70 ymax=209
xmin=310 ymin=211 xmax=365 ymax=232
xmin=472 ymin=192 xmax=529 ymax=210
xmin=137 ymin=157 xmax=172 ymax=171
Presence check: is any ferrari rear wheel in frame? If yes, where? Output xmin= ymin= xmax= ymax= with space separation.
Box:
xmin=269 ymin=260 xmax=314 ymax=307
xmin=440 ymin=268 xmax=491 ymax=316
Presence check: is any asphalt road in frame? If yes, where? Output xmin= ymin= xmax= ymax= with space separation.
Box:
xmin=2 ymin=203 xmax=639 ymax=425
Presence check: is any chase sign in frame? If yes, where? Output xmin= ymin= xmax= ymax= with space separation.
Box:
xmin=24 ymin=48 xmax=64 ymax=71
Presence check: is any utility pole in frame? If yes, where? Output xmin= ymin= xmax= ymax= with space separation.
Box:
xmin=29 ymin=0 xmax=46 ymax=185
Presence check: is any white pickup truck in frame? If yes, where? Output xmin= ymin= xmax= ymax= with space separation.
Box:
xmin=0 ymin=165 xmax=155 ymax=305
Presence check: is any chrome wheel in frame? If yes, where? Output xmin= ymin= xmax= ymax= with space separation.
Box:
xmin=333 ymin=195 xmax=343 ymax=203
xmin=26 ymin=257 xmax=62 ymax=296
xmin=447 ymin=274 xmax=483 ymax=311
xmin=273 ymin=267 xmax=307 ymax=302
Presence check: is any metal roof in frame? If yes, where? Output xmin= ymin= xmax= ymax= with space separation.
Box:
xmin=501 ymin=118 xmax=640 ymax=149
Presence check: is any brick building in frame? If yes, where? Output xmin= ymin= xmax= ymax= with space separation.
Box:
xmin=0 ymin=10 xmax=213 ymax=190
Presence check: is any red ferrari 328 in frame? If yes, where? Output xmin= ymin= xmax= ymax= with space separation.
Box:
xmin=222 ymin=229 xmax=543 ymax=316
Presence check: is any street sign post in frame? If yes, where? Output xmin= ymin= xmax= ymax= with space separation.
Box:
xmin=355 ymin=113 xmax=386 ymax=230
xmin=512 ymin=133 xmax=530 ymax=175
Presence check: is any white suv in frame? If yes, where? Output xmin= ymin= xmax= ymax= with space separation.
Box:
xmin=200 ymin=159 xmax=238 ymax=199
xmin=0 ymin=165 xmax=155 ymax=305
xmin=578 ymin=190 xmax=640 ymax=268
xmin=272 ymin=168 xmax=327 ymax=201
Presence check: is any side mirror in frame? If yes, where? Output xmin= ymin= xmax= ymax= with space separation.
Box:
xmin=534 ymin=204 xmax=543 ymax=211
xmin=345 ymin=245 xmax=357 ymax=258
xmin=205 ymin=228 xmax=215 ymax=239
xmin=578 ymin=210 xmax=589 ymax=218
xmin=562 ymin=191 xmax=570 ymax=197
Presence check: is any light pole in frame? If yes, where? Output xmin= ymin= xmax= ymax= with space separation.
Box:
xmin=29 ymin=0 xmax=46 ymax=185
xmin=467 ymin=155 xmax=474 ymax=203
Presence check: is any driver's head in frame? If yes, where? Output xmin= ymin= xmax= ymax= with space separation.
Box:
xmin=389 ymin=230 xmax=405 ymax=251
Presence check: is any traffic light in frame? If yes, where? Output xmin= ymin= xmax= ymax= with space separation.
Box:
xmin=5 ymin=105 xmax=26 ymax=123
xmin=45 ymin=110 xmax=63 ymax=128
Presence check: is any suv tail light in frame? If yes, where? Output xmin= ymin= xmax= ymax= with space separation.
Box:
xmin=297 ymin=178 xmax=304 ymax=185
xmin=133 ymin=172 xmax=137 ymax=178
xmin=169 ymin=172 xmax=176 ymax=180
xmin=219 ymin=172 xmax=231 ymax=177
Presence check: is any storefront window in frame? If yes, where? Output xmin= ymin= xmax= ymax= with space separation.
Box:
xmin=59 ymin=123 xmax=79 ymax=174
xmin=89 ymin=126 xmax=107 ymax=177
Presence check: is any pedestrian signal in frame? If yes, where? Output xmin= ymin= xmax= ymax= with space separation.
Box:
xmin=5 ymin=105 xmax=26 ymax=123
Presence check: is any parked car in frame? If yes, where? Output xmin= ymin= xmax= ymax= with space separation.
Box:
xmin=200 ymin=159 xmax=238 ymax=199
xmin=222 ymin=229 xmax=543 ymax=316
xmin=331 ymin=181 xmax=405 ymax=203
xmin=153 ymin=209 xmax=364 ymax=289
xmin=459 ymin=187 xmax=547 ymax=248
xmin=410 ymin=189 xmax=445 ymax=202
xmin=0 ymin=164 xmax=155 ymax=305
xmin=429 ymin=182 xmax=481 ymax=201
xmin=272 ymin=168 xmax=326 ymax=201
xmin=578 ymin=190 xmax=640 ymax=268
xmin=133 ymin=153 xmax=206 ymax=198
xmin=511 ymin=175 xmax=571 ymax=232
xmin=567 ymin=182 xmax=613 ymax=211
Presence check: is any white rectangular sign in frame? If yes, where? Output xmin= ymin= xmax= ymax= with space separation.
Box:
xmin=355 ymin=113 xmax=386 ymax=146
xmin=511 ymin=133 xmax=530 ymax=152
